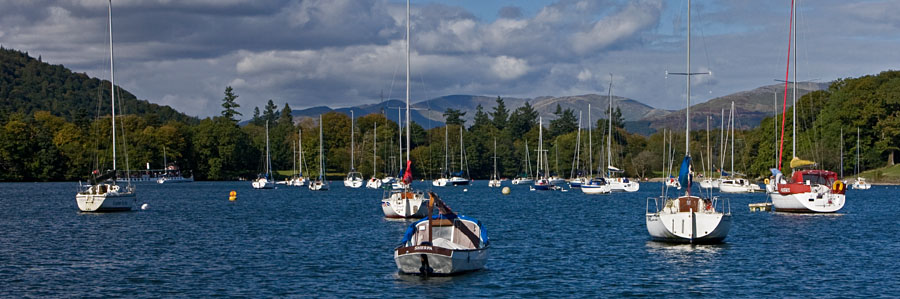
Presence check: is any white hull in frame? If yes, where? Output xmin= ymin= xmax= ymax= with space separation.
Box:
xmin=252 ymin=178 xmax=274 ymax=189
xmin=395 ymin=246 xmax=488 ymax=275
xmin=76 ymin=184 xmax=134 ymax=212
xmin=488 ymin=179 xmax=501 ymax=187
xmin=771 ymin=191 xmax=845 ymax=213
xmin=852 ymin=178 xmax=871 ymax=190
xmin=665 ymin=179 xmax=681 ymax=190
xmin=381 ymin=191 xmax=428 ymax=218
xmin=645 ymin=196 xmax=731 ymax=243
xmin=581 ymin=184 xmax=611 ymax=194
xmin=157 ymin=176 xmax=193 ymax=184
xmin=343 ymin=178 xmax=363 ymax=188
xmin=449 ymin=177 xmax=469 ymax=186
xmin=548 ymin=177 xmax=567 ymax=186
xmin=719 ymin=179 xmax=762 ymax=193
xmin=308 ymin=180 xmax=329 ymax=191
xmin=698 ymin=179 xmax=716 ymax=189
xmin=432 ymin=178 xmax=449 ymax=187
xmin=608 ymin=178 xmax=639 ymax=192
xmin=288 ymin=177 xmax=307 ymax=187
xmin=511 ymin=178 xmax=533 ymax=185
xmin=366 ymin=178 xmax=382 ymax=189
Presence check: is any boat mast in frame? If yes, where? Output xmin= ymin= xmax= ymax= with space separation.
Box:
xmin=266 ymin=121 xmax=271 ymax=177
xmin=397 ymin=108 xmax=402 ymax=175
xmin=405 ymin=0 xmax=410 ymax=164
xmin=607 ymin=74 xmax=613 ymax=173
xmin=538 ymin=117 xmax=543 ymax=179
xmin=108 ymin=0 xmax=117 ymax=172
xmin=299 ymin=127 xmax=303 ymax=176
xmin=857 ymin=127 xmax=861 ymax=177
xmin=444 ymin=126 xmax=449 ymax=177
xmin=588 ymin=104 xmax=593 ymax=178
xmin=730 ymin=101 xmax=735 ymax=176
xmin=459 ymin=126 xmax=464 ymax=176
xmin=791 ymin=0 xmax=797 ymax=160
xmin=373 ymin=123 xmax=377 ymax=177
xmin=350 ymin=110 xmax=355 ymax=171
xmin=493 ymin=138 xmax=498 ymax=179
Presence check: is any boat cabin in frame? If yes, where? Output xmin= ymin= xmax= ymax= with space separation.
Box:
xmin=401 ymin=215 xmax=486 ymax=250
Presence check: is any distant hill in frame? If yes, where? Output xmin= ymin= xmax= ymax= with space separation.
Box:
xmin=0 ymin=47 xmax=197 ymax=124
xmin=635 ymin=82 xmax=828 ymax=134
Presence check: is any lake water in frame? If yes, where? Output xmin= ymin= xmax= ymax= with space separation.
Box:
xmin=0 ymin=181 xmax=897 ymax=297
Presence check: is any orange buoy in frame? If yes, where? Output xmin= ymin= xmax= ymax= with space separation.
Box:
xmin=229 ymin=190 xmax=237 ymax=201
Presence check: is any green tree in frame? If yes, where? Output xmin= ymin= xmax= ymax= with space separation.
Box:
xmin=549 ymin=104 xmax=578 ymax=138
xmin=507 ymin=101 xmax=538 ymax=137
xmin=471 ymin=104 xmax=492 ymax=130
xmin=221 ymin=86 xmax=241 ymax=122
xmin=263 ymin=100 xmax=279 ymax=125
xmin=491 ymin=96 xmax=509 ymax=130
xmin=443 ymin=108 xmax=466 ymax=126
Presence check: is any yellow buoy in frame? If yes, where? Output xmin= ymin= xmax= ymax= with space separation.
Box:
xmin=502 ymin=187 xmax=511 ymax=195
xmin=229 ymin=190 xmax=237 ymax=201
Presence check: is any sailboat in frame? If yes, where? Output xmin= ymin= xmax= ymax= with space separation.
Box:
xmin=381 ymin=0 xmax=427 ymax=218
xmin=581 ymin=103 xmax=610 ymax=194
xmin=344 ymin=111 xmax=364 ymax=188
xmin=309 ymin=115 xmax=329 ymax=191
xmin=532 ymin=117 xmax=556 ymax=191
xmin=289 ymin=127 xmax=307 ymax=186
xmin=604 ymin=76 xmax=639 ymax=192
xmin=699 ymin=116 xmax=716 ymax=189
xmin=252 ymin=122 xmax=276 ymax=189
xmin=718 ymin=102 xmax=762 ymax=193
xmin=511 ymin=141 xmax=534 ymax=185
xmin=646 ymin=0 xmax=731 ymax=243
xmin=76 ymin=0 xmax=135 ymax=212
xmin=433 ymin=126 xmax=450 ymax=187
xmin=852 ymin=127 xmax=872 ymax=190
xmin=366 ymin=123 xmax=383 ymax=189
xmin=769 ymin=0 xmax=845 ymax=212
xmin=448 ymin=126 xmax=470 ymax=186
xmin=157 ymin=146 xmax=193 ymax=184
xmin=489 ymin=138 xmax=501 ymax=187
xmin=394 ymin=191 xmax=489 ymax=275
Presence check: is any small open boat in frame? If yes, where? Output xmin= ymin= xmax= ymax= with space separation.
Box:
xmin=394 ymin=191 xmax=489 ymax=276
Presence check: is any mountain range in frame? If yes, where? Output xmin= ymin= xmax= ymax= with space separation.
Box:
xmin=291 ymin=82 xmax=827 ymax=134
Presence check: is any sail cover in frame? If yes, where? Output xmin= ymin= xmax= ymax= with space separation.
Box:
xmin=678 ymin=156 xmax=692 ymax=188
xmin=790 ymin=157 xmax=816 ymax=168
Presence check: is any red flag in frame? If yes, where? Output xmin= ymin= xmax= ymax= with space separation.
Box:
xmin=402 ymin=160 xmax=413 ymax=184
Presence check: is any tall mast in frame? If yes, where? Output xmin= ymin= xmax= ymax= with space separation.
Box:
xmin=319 ymin=115 xmax=324 ymax=179
xmin=397 ymin=108 xmax=402 ymax=173
xmin=706 ymin=116 xmax=710 ymax=177
xmin=857 ymin=127 xmax=861 ymax=177
xmin=720 ymin=108 xmax=725 ymax=171
xmin=538 ymin=117 xmax=543 ymax=178
xmin=299 ymin=127 xmax=303 ymax=176
xmin=730 ymin=102 xmax=735 ymax=176
xmin=444 ymin=126 xmax=449 ymax=176
xmin=405 ymin=0 xmax=411 ymax=163
xmin=350 ymin=110 xmax=355 ymax=170
xmin=493 ymin=138 xmax=498 ymax=179
xmin=792 ymin=0 xmax=797 ymax=159
xmin=685 ymin=0 xmax=692 ymax=156
xmin=459 ymin=126 xmax=464 ymax=174
xmin=588 ymin=104 xmax=593 ymax=177
xmin=266 ymin=121 xmax=271 ymax=176
xmin=607 ymin=74 xmax=613 ymax=171
xmin=108 ymin=0 xmax=117 ymax=171
xmin=373 ymin=123 xmax=377 ymax=177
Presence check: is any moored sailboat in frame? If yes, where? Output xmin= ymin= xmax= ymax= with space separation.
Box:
xmin=309 ymin=115 xmax=329 ymax=191
xmin=76 ymin=0 xmax=135 ymax=212
xmin=489 ymin=138 xmax=501 ymax=187
xmin=852 ymin=128 xmax=871 ymax=190
xmin=394 ymin=191 xmax=489 ymax=275
xmin=769 ymin=0 xmax=845 ymax=212
xmin=366 ymin=123 xmax=383 ymax=189
xmin=381 ymin=0 xmax=427 ymax=218
xmin=646 ymin=0 xmax=731 ymax=243
xmin=252 ymin=122 xmax=275 ymax=189
xmin=344 ymin=111 xmax=364 ymax=188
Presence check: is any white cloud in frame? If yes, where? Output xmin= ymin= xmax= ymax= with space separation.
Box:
xmin=491 ymin=56 xmax=530 ymax=80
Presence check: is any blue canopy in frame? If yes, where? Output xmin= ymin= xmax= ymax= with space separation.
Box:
xmin=400 ymin=214 xmax=489 ymax=247
xmin=678 ymin=156 xmax=692 ymax=188
xmin=720 ymin=169 xmax=730 ymax=177
xmin=451 ymin=171 xmax=465 ymax=177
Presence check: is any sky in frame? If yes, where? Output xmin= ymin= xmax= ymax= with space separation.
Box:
xmin=1 ymin=0 xmax=898 ymax=119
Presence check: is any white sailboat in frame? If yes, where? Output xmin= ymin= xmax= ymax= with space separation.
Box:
xmin=289 ymin=127 xmax=307 ymax=186
xmin=511 ymin=141 xmax=534 ymax=185
xmin=76 ymin=0 xmax=135 ymax=212
xmin=448 ymin=126 xmax=470 ymax=186
xmin=381 ymin=0 xmax=427 ymax=218
xmin=604 ymin=76 xmax=639 ymax=192
xmin=852 ymin=127 xmax=871 ymax=190
xmin=344 ymin=111 xmax=364 ymax=188
xmin=581 ymin=100 xmax=609 ymax=194
xmin=366 ymin=123 xmax=383 ymax=189
xmin=532 ymin=117 xmax=556 ymax=191
xmin=489 ymin=138 xmax=501 ymax=187
xmin=252 ymin=121 xmax=276 ymax=189
xmin=769 ymin=0 xmax=845 ymax=212
xmin=718 ymin=102 xmax=762 ymax=193
xmin=699 ymin=116 xmax=716 ymax=189
xmin=646 ymin=0 xmax=731 ymax=243
xmin=433 ymin=126 xmax=450 ymax=187
xmin=309 ymin=115 xmax=329 ymax=191
xmin=394 ymin=191 xmax=489 ymax=275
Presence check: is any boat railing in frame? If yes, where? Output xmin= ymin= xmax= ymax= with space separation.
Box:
xmin=711 ymin=196 xmax=731 ymax=215
xmin=646 ymin=196 xmax=665 ymax=214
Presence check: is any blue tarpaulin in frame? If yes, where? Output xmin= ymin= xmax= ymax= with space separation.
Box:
xmin=678 ymin=156 xmax=692 ymax=188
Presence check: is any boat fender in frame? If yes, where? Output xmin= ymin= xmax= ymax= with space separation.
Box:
xmin=764 ymin=178 xmax=770 ymax=185
xmin=705 ymin=200 xmax=712 ymax=211
xmin=832 ymin=180 xmax=844 ymax=192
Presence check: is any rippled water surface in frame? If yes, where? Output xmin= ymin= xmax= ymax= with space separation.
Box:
xmin=1 ymin=181 xmax=897 ymax=297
